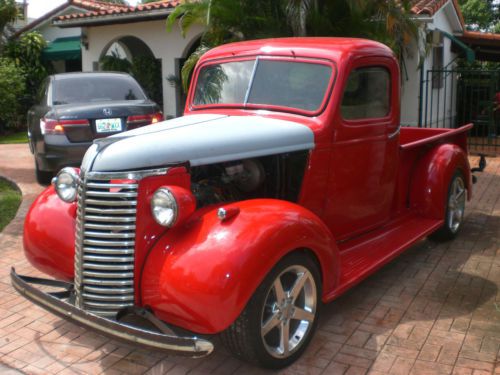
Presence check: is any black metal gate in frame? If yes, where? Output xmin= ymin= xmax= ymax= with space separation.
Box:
xmin=419 ymin=69 xmax=500 ymax=155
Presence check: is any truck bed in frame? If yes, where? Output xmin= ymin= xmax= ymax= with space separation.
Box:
xmin=400 ymin=124 xmax=473 ymax=150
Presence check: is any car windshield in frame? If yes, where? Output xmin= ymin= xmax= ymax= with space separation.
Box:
xmin=52 ymin=75 xmax=147 ymax=105
xmin=193 ymin=58 xmax=333 ymax=113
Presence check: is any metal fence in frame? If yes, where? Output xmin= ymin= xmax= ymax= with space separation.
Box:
xmin=419 ymin=69 xmax=500 ymax=155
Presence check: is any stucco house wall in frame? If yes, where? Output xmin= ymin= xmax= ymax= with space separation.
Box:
xmin=401 ymin=1 xmax=463 ymax=127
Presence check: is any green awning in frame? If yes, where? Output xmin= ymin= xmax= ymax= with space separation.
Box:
xmin=438 ymin=29 xmax=476 ymax=63
xmin=42 ymin=36 xmax=81 ymax=61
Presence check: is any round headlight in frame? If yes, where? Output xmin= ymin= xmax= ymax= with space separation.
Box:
xmin=53 ymin=167 xmax=79 ymax=203
xmin=151 ymin=188 xmax=178 ymax=227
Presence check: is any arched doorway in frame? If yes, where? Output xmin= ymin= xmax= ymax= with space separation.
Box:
xmin=100 ymin=36 xmax=163 ymax=108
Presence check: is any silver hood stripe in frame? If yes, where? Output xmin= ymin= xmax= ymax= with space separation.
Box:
xmin=89 ymin=114 xmax=314 ymax=172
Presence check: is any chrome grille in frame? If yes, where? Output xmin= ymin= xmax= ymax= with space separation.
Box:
xmin=74 ymin=167 xmax=169 ymax=318
xmin=75 ymin=174 xmax=138 ymax=317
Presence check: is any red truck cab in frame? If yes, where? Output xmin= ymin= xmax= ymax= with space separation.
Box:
xmin=13 ymin=38 xmax=472 ymax=369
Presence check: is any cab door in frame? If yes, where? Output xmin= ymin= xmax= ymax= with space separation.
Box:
xmin=324 ymin=57 xmax=400 ymax=240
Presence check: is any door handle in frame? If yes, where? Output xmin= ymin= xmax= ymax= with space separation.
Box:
xmin=388 ymin=126 xmax=400 ymax=140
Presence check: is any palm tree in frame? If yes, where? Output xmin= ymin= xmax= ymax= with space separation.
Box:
xmin=167 ymin=0 xmax=290 ymax=91
xmin=167 ymin=0 xmax=419 ymax=90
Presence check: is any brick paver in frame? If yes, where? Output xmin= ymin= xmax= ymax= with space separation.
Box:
xmin=0 ymin=144 xmax=499 ymax=375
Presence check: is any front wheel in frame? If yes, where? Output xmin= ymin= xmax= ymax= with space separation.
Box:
xmin=430 ymin=171 xmax=466 ymax=241
xmin=221 ymin=253 xmax=321 ymax=369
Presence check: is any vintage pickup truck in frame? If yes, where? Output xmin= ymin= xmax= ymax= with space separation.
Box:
xmin=12 ymin=38 xmax=474 ymax=368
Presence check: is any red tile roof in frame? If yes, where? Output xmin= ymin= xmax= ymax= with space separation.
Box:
xmin=462 ymin=30 xmax=500 ymax=42
xmin=72 ymin=0 xmax=129 ymax=11
xmin=410 ymin=0 xmax=449 ymax=16
xmin=14 ymin=0 xmax=127 ymax=36
xmin=410 ymin=0 xmax=465 ymax=28
xmin=55 ymin=0 xmax=180 ymax=23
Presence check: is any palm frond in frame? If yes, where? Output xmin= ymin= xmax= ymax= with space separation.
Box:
xmin=181 ymin=44 xmax=210 ymax=93
xmin=166 ymin=0 xmax=210 ymax=37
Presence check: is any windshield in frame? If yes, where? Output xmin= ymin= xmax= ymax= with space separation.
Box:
xmin=52 ymin=75 xmax=147 ymax=105
xmin=193 ymin=58 xmax=333 ymax=113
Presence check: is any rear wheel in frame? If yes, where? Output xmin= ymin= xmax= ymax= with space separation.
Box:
xmin=430 ymin=171 xmax=466 ymax=241
xmin=221 ymin=253 xmax=321 ymax=369
xmin=35 ymin=158 xmax=53 ymax=185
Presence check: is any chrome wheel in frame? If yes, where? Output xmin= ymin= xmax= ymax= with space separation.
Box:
xmin=260 ymin=265 xmax=317 ymax=359
xmin=447 ymin=175 xmax=466 ymax=233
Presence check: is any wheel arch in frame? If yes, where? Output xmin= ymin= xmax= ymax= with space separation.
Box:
xmin=140 ymin=199 xmax=339 ymax=334
xmin=409 ymin=143 xmax=471 ymax=220
xmin=294 ymin=247 xmax=324 ymax=292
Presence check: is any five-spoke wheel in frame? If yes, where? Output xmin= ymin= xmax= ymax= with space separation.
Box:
xmin=431 ymin=171 xmax=466 ymax=241
xmin=447 ymin=174 xmax=466 ymax=234
xmin=221 ymin=253 xmax=321 ymax=369
xmin=260 ymin=264 xmax=317 ymax=359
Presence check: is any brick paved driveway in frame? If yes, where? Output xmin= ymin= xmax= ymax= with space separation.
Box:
xmin=0 ymin=143 xmax=499 ymax=375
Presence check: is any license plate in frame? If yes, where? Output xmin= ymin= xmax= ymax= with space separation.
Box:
xmin=96 ymin=118 xmax=122 ymax=133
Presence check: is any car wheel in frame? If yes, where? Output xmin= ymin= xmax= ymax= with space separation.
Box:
xmin=28 ymin=135 xmax=34 ymax=154
xmin=35 ymin=159 xmax=53 ymax=186
xmin=430 ymin=171 xmax=466 ymax=241
xmin=221 ymin=253 xmax=321 ymax=369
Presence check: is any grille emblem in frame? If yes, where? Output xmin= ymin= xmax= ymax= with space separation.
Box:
xmin=103 ymin=108 xmax=113 ymax=116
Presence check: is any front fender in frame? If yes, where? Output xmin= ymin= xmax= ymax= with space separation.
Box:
xmin=23 ymin=186 xmax=76 ymax=281
xmin=410 ymin=144 xmax=471 ymax=220
xmin=140 ymin=199 xmax=337 ymax=334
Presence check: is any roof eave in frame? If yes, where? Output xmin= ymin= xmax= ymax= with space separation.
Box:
xmin=410 ymin=14 xmax=435 ymax=23
xmin=442 ymin=0 xmax=464 ymax=33
xmin=13 ymin=3 xmax=85 ymax=37
xmin=53 ymin=8 xmax=174 ymax=28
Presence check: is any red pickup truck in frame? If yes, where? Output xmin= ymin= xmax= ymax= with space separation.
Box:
xmin=12 ymin=38 xmax=473 ymax=368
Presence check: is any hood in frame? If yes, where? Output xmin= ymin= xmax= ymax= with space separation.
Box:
xmin=88 ymin=114 xmax=314 ymax=172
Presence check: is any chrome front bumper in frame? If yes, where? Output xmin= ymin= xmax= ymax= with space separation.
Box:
xmin=10 ymin=268 xmax=214 ymax=357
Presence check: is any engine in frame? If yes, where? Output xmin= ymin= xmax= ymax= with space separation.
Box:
xmin=190 ymin=152 xmax=309 ymax=207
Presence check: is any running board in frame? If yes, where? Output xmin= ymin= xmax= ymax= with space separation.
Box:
xmin=325 ymin=215 xmax=443 ymax=301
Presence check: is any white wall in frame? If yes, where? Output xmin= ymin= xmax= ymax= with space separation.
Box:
xmin=83 ymin=20 xmax=202 ymax=119
xmin=427 ymin=7 xmax=459 ymax=128
xmin=38 ymin=22 xmax=80 ymax=43
xmin=400 ymin=37 xmax=422 ymax=126
xmin=401 ymin=2 xmax=461 ymax=127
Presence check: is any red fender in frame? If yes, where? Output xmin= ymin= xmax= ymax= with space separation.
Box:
xmin=410 ymin=144 xmax=471 ymax=220
xmin=23 ymin=186 xmax=76 ymax=281
xmin=140 ymin=199 xmax=338 ymax=334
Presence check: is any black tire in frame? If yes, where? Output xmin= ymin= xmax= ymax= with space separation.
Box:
xmin=35 ymin=158 xmax=53 ymax=185
xmin=220 ymin=252 xmax=321 ymax=369
xmin=430 ymin=170 xmax=466 ymax=242
xmin=28 ymin=136 xmax=34 ymax=154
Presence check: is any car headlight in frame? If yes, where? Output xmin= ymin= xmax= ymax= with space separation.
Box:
xmin=151 ymin=187 xmax=178 ymax=227
xmin=53 ymin=167 xmax=79 ymax=203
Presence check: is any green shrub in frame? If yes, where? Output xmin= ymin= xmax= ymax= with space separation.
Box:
xmin=100 ymin=50 xmax=132 ymax=72
xmin=130 ymin=55 xmax=162 ymax=107
xmin=3 ymin=31 xmax=49 ymax=132
xmin=6 ymin=31 xmax=49 ymax=108
xmin=0 ymin=178 xmax=21 ymax=232
xmin=0 ymin=58 xmax=25 ymax=132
